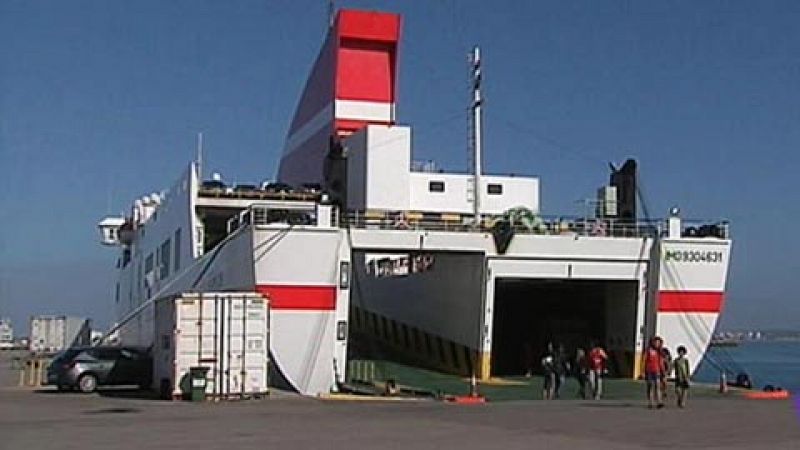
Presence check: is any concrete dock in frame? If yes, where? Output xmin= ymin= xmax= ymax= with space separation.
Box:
xmin=1 ymin=352 xmax=797 ymax=449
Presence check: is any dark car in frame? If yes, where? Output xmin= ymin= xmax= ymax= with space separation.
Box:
xmin=262 ymin=182 xmax=294 ymax=193
xmin=233 ymin=183 xmax=257 ymax=192
xmin=47 ymin=346 xmax=152 ymax=393
xmin=201 ymin=179 xmax=226 ymax=190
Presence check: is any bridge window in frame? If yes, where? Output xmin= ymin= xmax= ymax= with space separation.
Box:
xmin=428 ymin=181 xmax=445 ymax=193
xmin=174 ymin=228 xmax=181 ymax=272
xmin=160 ymin=239 xmax=171 ymax=280
xmin=487 ymin=183 xmax=503 ymax=195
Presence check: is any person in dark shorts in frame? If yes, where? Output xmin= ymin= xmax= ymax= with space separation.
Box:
xmin=574 ymin=348 xmax=589 ymax=399
xmin=644 ymin=336 xmax=665 ymax=409
xmin=660 ymin=347 xmax=673 ymax=400
xmin=541 ymin=343 xmax=556 ymax=400
xmin=673 ymin=346 xmax=690 ymax=408
xmin=552 ymin=344 xmax=570 ymax=398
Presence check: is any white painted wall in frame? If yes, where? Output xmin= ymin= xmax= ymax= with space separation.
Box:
xmin=351 ymin=251 xmax=485 ymax=349
xmin=346 ymin=125 xmax=411 ymax=211
xmin=659 ymin=240 xmax=731 ymax=291
xmin=409 ymin=173 xmax=539 ymax=214
xmin=345 ymin=124 xmax=539 ymax=214
xmin=115 ymin=163 xmax=197 ymax=321
xmin=656 ymin=312 xmax=719 ymax=375
xmin=251 ymin=226 xmax=350 ymax=396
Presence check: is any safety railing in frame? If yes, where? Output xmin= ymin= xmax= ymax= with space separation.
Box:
xmin=343 ymin=210 xmax=730 ymax=240
xmin=227 ymin=203 xmax=339 ymax=234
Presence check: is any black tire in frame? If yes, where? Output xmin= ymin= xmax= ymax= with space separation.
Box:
xmin=77 ymin=374 xmax=98 ymax=393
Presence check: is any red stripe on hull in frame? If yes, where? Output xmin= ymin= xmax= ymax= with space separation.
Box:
xmin=255 ymin=285 xmax=337 ymax=311
xmin=658 ymin=291 xmax=724 ymax=313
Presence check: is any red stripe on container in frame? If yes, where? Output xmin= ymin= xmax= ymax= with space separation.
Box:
xmin=255 ymin=285 xmax=336 ymax=311
xmin=658 ymin=291 xmax=724 ymax=313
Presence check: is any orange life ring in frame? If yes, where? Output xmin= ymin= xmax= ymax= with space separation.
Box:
xmin=743 ymin=390 xmax=791 ymax=400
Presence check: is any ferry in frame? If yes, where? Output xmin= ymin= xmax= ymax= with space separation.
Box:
xmin=98 ymin=9 xmax=732 ymax=396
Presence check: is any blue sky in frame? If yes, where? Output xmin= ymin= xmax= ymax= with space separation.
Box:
xmin=1 ymin=0 xmax=799 ymax=332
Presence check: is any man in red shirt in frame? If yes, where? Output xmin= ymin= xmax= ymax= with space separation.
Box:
xmin=644 ymin=336 xmax=665 ymax=409
xmin=587 ymin=342 xmax=608 ymax=400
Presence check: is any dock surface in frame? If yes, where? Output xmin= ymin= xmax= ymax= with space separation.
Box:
xmin=2 ymin=353 xmax=798 ymax=449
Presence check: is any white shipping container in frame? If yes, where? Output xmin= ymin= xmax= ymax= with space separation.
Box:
xmin=153 ymin=292 xmax=269 ymax=399
xmin=29 ymin=316 xmax=91 ymax=353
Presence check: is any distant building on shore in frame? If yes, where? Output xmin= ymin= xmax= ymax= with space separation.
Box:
xmin=0 ymin=318 xmax=13 ymax=346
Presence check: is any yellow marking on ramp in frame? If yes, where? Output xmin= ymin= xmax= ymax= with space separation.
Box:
xmin=465 ymin=377 xmax=527 ymax=386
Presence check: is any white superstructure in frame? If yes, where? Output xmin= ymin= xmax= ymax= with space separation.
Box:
xmin=98 ymin=8 xmax=732 ymax=395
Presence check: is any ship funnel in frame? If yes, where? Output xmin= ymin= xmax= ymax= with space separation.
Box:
xmin=610 ymin=159 xmax=637 ymax=222
xmin=277 ymin=9 xmax=401 ymax=187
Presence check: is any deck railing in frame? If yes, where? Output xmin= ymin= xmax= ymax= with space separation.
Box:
xmin=227 ymin=204 xmax=729 ymax=240
xmin=342 ymin=210 xmax=729 ymax=239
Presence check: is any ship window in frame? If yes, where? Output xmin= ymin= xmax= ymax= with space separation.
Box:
xmin=122 ymin=248 xmax=131 ymax=267
xmin=160 ymin=239 xmax=171 ymax=280
xmin=137 ymin=260 xmax=143 ymax=298
xmin=174 ymin=228 xmax=181 ymax=272
xmin=487 ymin=183 xmax=503 ymax=195
xmin=145 ymin=254 xmax=154 ymax=298
xmin=428 ymin=181 xmax=445 ymax=193
xmin=145 ymin=254 xmax=154 ymax=274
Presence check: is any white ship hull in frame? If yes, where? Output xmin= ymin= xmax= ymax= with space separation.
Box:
xmin=101 ymin=9 xmax=732 ymax=397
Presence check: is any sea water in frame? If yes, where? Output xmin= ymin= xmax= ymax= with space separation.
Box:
xmin=694 ymin=340 xmax=800 ymax=393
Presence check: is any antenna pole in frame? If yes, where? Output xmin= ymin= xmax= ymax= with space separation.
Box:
xmin=196 ymin=132 xmax=203 ymax=179
xmin=470 ymin=46 xmax=483 ymax=225
xmin=328 ymin=1 xmax=335 ymax=28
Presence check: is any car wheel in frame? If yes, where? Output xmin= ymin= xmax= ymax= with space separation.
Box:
xmin=78 ymin=374 xmax=98 ymax=393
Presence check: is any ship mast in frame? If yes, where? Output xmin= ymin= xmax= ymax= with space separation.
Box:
xmin=469 ymin=46 xmax=483 ymax=225
xmin=196 ymin=132 xmax=204 ymax=179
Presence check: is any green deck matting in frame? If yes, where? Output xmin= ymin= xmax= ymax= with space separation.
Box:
xmin=348 ymin=359 xmax=722 ymax=402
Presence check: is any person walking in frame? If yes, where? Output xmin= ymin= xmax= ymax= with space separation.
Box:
xmin=541 ymin=343 xmax=557 ymax=400
xmin=673 ymin=346 xmax=690 ymax=408
xmin=553 ymin=344 xmax=570 ymax=399
xmin=660 ymin=347 xmax=673 ymax=401
xmin=587 ymin=342 xmax=608 ymax=400
xmin=644 ymin=336 xmax=665 ymax=409
xmin=574 ymin=348 xmax=589 ymax=399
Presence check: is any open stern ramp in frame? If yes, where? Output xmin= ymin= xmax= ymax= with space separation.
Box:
xmin=348 ymin=226 xmax=654 ymax=380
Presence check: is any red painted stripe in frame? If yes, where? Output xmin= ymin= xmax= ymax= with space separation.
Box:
xmin=255 ymin=285 xmax=336 ymax=311
xmin=337 ymin=10 xmax=401 ymax=43
xmin=658 ymin=291 xmax=724 ymax=313
xmin=336 ymin=43 xmax=395 ymax=103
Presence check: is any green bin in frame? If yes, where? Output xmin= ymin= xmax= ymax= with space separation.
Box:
xmin=188 ymin=366 xmax=210 ymax=402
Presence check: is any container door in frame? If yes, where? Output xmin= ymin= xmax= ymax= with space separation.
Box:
xmin=175 ymin=297 xmax=216 ymax=395
xmin=52 ymin=319 xmax=65 ymax=352
xmin=225 ymin=295 xmax=246 ymax=396
xmin=244 ymin=296 xmax=268 ymax=394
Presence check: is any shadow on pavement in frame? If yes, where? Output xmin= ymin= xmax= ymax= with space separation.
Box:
xmin=32 ymin=386 xmax=164 ymax=401
xmin=97 ymin=388 xmax=163 ymax=401
xmin=579 ymin=401 xmax=639 ymax=408
xmin=83 ymin=407 xmax=141 ymax=414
